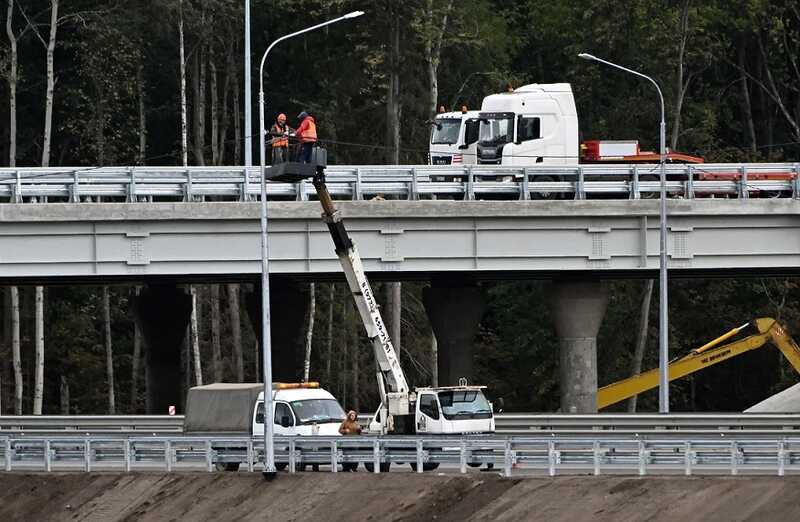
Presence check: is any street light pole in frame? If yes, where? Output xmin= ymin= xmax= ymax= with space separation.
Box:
xmin=257 ymin=10 xmax=365 ymax=479
xmin=578 ymin=53 xmax=669 ymax=413
xmin=244 ymin=0 xmax=252 ymax=166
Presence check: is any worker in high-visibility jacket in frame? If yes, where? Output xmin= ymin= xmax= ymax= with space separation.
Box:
xmin=295 ymin=111 xmax=317 ymax=163
xmin=269 ymin=113 xmax=292 ymax=164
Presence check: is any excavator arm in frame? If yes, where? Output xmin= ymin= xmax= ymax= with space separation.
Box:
xmin=598 ymin=317 xmax=800 ymax=410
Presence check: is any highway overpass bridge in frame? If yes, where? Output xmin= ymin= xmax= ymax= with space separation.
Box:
xmin=2 ymin=164 xmax=800 ymax=415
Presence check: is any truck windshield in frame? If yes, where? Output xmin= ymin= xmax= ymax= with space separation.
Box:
xmin=431 ymin=118 xmax=461 ymax=145
xmin=437 ymin=390 xmax=492 ymax=420
xmin=478 ymin=114 xmax=514 ymax=146
xmin=289 ymin=399 xmax=346 ymax=425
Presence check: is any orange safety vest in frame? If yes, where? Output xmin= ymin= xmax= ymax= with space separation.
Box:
xmin=298 ymin=117 xmax=317 ymax=143
xmin=271 ymin=123 xmax=289 ymax=148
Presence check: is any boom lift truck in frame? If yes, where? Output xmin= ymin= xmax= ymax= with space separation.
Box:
xmin=598 ymin=317 xmax=800 ymax=409
xmin=265 ymin=159 xmax=496 ymax=444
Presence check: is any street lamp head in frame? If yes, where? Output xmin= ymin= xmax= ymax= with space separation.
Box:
xmin=578 ymin=53 xmax=596 ymax=61
xmin=344 ymin=10 xmax=365 ymax=19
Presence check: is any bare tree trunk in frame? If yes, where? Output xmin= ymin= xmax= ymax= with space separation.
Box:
xmin=190 ymin=285 xmax=203 ymax=385
xmin=303 ymin=283 xmax=316 ymax=382
xmin=423 ymin=0 xmax=454 ymax=118
xmin=103 ymin=286 xmax=116 ymax=414
xmin=193 ymin=47 xmax=207 ymax=166
xmin=6 ymin=0 xmax=17 ymax=167
xmin=386 ymin=11 xmax=401 ymax=164
xmin=351 ymin=305 xmax=359 ymax=411
xmin=33 ymin=286 xmax=44 ymax=414
xmin=219 ymin=35 xmax=234 ymax=164
xmin=137 ymin=65 xmax=147 ymax=164
xmin=40 ymin=0 xmax=58 ymax=167
xmin=227 ymin=284 xmax=243 ymax=382
xmin=627 ymin=280 xmax=654 ymax=412
xmin=233 ymin=65 xmax=241 ymax=165
xmin=179 ymin=0 xmax=188 ymax=167
xmin=738 ymin=39 xmax=758 ymax=156
xmin=131 ymin=287 xmax=142 ymax=410
xmin=210 ymin=50 xmax=219 ymax=165
xmin=670 ymin=0 xmax=691 ymax=151
xmin=210 ymin=284 xmax=222 ymax=382
xmin=385 ymin=283 xmax=401 ymax=360
xmin=59 ymin=374 xmax=69 ymax=414
xmin=431 ymin=332 xmax=438 ymax=387
xmin=325 ymin=284 xmax=334 ymax=384
xmin=94 ymin=80 xmax=106 ymax=165
xmin=10 ymin=287 xmax=21 ymax=414
xmin=341 ymin=302 xmax=349 ymax=405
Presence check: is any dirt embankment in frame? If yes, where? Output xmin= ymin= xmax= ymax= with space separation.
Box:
xmin=1 ymin=473 xmax=799 ymax=522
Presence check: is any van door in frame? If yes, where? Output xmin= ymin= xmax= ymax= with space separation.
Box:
xmin=416 ymin=393 xmax=443 ymax=434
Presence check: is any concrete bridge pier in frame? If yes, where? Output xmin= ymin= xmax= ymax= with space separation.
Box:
xmin=245 ymin=278 xmax=309 ymax=382
xmin=133 ymin=285 xmax=192 ymax=414
xmin=423 ymin=280 xmax=486 ymax=386
xmin=551 ymin=281 xmax=609 ymax=413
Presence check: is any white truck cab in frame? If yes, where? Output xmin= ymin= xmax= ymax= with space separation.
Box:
xmin=429 ymin=109 xmax=481 ymax=166
xmin=253 ymin=383 xmax=345 ymax=437
xmin=476 ymin=83 xmax=579 ymax=166
xmin=368 ymin=384 xmax=495 ymax=435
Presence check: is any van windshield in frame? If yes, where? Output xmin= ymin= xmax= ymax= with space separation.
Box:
xmin=290 ymin=399 xmax=346 ymax=425
xmin=478 ymin=113 xmax=514 ymax=146
xmin=437 ymin=390 xmax=492 ymax=420
xmin=431 ymin=118 xmax=461 ymax=145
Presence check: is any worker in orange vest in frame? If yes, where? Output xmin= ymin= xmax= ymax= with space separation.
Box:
xmin=295 ymin=111 xmax=317 ymax=163
xmin=269 ymin=113 xmax=292 ymax=164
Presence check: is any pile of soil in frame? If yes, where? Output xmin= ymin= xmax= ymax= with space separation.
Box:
xmin=0 ymin=473 xmax=798 ymax=521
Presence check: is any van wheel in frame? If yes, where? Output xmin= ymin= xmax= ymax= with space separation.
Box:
xmin=276 ymin=463 xmax=287 ymax=471
xmin=215 ymin=462 xmax=240 ymax=472
xmin=364 ymin=462 xmax=391 ymax=472
xmin=409 ymin=462 xmax=440 ymax=472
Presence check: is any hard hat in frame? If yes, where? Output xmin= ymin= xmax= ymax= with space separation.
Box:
xmin=277 ymin=113 xmax=286 ymax=121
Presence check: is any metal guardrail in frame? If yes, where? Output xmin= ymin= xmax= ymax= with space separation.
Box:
xmin=1 ymin=163 xmax=799 ymax=202
xmin=5 ymin=413 xmax=800 ymax=435
xmin=3 ymin=434 xmax=800 ymax=476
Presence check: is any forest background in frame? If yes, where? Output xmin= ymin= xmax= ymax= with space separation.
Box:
xmin=1 ymin=0 xmax=800 ymax=414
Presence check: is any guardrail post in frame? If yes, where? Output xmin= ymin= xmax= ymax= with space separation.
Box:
xmin=128 ymin=168 xmax=136 ymax=202
xmin=738 ymin=166 xmax=748 ymax=199
xmin=4 ymin=438 xmax=11 ymax=472
xmin=71 ymin=171 xmax=80 ymax=203
xmin=241 ymin=167 xmax=250 ymax=202
xmin=44 ymin=439 xmax=52 ymax=472
xmin=593 ymin=441 xmax=600 ymax=476
xmin=794 ymin=164 xmax=800 ymax=200
xmin=373 ymin=440 xmax=381 ymax=474
xmin=165 ymin=440 xmax=173 ymax=472
xmin=296 ymin=179 xmax=307 ymax=201
xmin=638 ymin=441 xmax=647 ymax=476
xmin=684 ymin=442 xmax=692 ymax=476
xmin=631 ymin=166 xmax=640 ymax=200
xmin=354 ymin=168 xmax=362 ymax=201
xmin=576 ymin=167 xmax=585 ymax=200
xmin=504 ymin=440 xmax=513 ymax=478
xmin=466 ymin=167 xmax=475 ymax=201
xmin=84 ymin=439 xmax=91 ymax=473
xmin=184 ymin=170 xmax=193 ymax=202
xmin=247 ymin=439 xmax=254 ymax=472
xmin=460 ymin=440 xmax=467 ymax=474
xmin=731 ymin=441 xmax=739 ymax=476
xmin=13 ymin=170 xmax=22 ymax=203
xmin=205 ymin=440 xmax=213 ymax=472
xmin=289 ymin=439 xmax=296 ymax=473
xmin=331 ymin=440 xmax=338 ymax=473
xmin=411 ymin=167 xmax=419 ymax=201
xmin=521 ymin=168 xmax=530 ymax=201
xmin=416 ymin=439 xmax=424 ymax=474
xmin=548 ymin=441 xmax=556 ymax=477
xmin=778 ymin=441 xmax=786 ymax=477
xmin=125 ymin=439 xmax=132 ymax=472
xmin=685 ymin=166 xmax=694 ymax=199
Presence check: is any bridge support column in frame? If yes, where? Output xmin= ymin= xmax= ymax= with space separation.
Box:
xmin=245 ymin=278 xmax=309 ymax=382
xmin=423 ymin=281 xmax=486 ymax=386
xmin=134 ymin=285 xmax=192 ymax=414
xmin=551 ymin=281 xmax=609 ymax=413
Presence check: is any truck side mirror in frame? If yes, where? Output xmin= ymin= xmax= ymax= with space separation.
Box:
xmin=458 ymin=144 xmax=468 ymax=150
xmin=280 ymin=415 xmax=292 ymax=428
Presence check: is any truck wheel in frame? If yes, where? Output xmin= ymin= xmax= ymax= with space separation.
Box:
xmin=215 ymin=462 xmax=240 ymax=472
xmin=467 ymin=462 xmax=481 ymax=468
xmin=409 ymin=462 xmax=439 ymax=472
xmin=531 ymin=175 xmax=559 ymax=200
xmin=364 ymin=462 xmax=391 ymax=472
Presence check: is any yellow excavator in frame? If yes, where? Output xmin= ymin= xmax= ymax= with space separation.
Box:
xmin=598 ymin=317 xmax=800 ymax=410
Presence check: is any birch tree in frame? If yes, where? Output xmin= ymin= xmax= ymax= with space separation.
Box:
xmin=103 ymin=286 xmax=115 ymax=413
xmin=5 ymin=0 xmax=17 ymax=167
xmin=227 ymin=284 xmax=244 ymax=382
xmin=190 ymin=285 xmax=202 ymax=386
xmin=418 ymin=0 xmax=454 ymax=118
xmin=179 ymin=0 xmax=188 ymax=167
xmin=325 ymin=284 xmax=335 ymax=384
xmin=303 ymin=283 xmax=316 ymax=382
xmin=627 ymin=280 xmax=654 ymax=412
xmin=10 ymin=287 xmax=21 ymax=415
xmin=33 ymin=287 xmax=44 ymax=415
xmin=131 ymin=287 xmax=142 ymax=410
xmin=41 ymin=0 xmax=58 ymax=168
xmin=210 ymin=284 xmax=222 ymax=382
